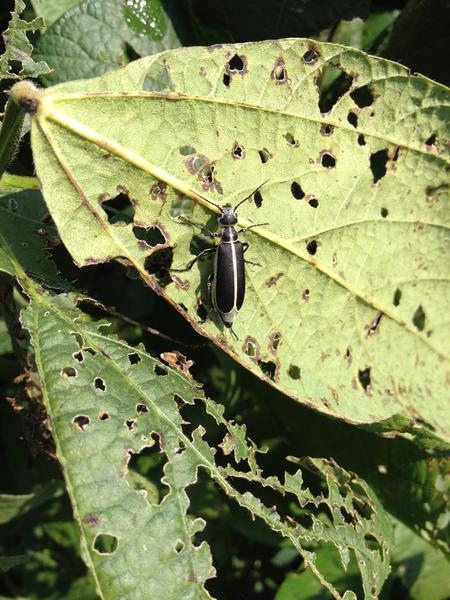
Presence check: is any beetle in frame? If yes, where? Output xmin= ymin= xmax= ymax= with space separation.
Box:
xmin=172 ymin=183 xmax=268 ymax=329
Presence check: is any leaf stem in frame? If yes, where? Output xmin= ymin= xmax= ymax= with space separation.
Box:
xmin=0 ymin=99 xmax=25 ymax=179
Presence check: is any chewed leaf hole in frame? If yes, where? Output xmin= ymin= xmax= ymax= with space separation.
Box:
xmin=347 ymin=112 xmax=358 ymax=127
xmin=155 ymin=364 xmax=168 ymax=376
xmin=254 ymin=191 xmax=263 ymax=208
xmin=393 ymin=288 xmax=402 ymax=306
xmin=144 ymin=248 xmax=173 ymax=279
xmin=133 ymin=225 xmax=166 ymax=247
xmin=223 ymin=73 xmax=231 ymax=86
xmin=258 ymin=359 xmax=277 ymax=380
xmin=73 ymin=351 xmax=83 ymax=363
xmin=358 ymin=134 xmax=366 ymax=146
xmin=302 ymin=289 xmax=310 ymax=301
xmin=99 ymin=412 xmax=110 ymax=421
xmin=288 ymin=365 xmax=301 ymax=380
xmin=271 ymin=332 xmax=281 ymax=351
xmin=308 ymin=197 xmax=319 ymax=208
xmin=73 ymin=415 xmax=90 ymax=430
xmin=320 ymin=124 xmax=334 ymax=136
xmin=136 ymin=403 xmax=148 ymax=413
xmin=125 ymin=419 xmax=137 ymax=431
xmin=101 ymin=192 xmax=135 ymax=225
xmin=412 ymin=305 xmax=426 ymax=331
xmin=258 ymin=148 xmax=272 ymax=163
xmin=302 ymin=47 xmax=320 ymax=64
xmin=243 ymin=336 xmax=259 ymax=359
xmin=128 ymin=352 xmax=141 ymax=365
xmin=232 ymin=142 xmax=245 ymax=159
xmin=358 ymin=367 xmax=371 ymax=392
xmin=228 ymin=53 xmax=245 ymax=72
xmin=284 ymin=132 xmax=299 ymax=147
xmin=351 ymin=85 xmax=375 ymax=108
xmin=179 ymin=145 xmax=196 ymax=156
xmin=174 ymin=541 xmax=184 ymax=554
xmin=319 ymin=68 xmax=353 ymax=113
xmin=320 ymin=152 xmax=336 ymax=168
xmin=425 ymin=133 xmax=436 ymax=147
xmin=94 ymin=377 xmax=106 ymax=391
xmin=380 ymin=207 xmax=388 ymax=218
xmin=126 ymin=439 xmax=168 ymax=506
xmin=272 ymin=58 xmax=287 ymax=83
xmin=306 ymin=240 xmax=318 ymax=255
xmin=370 ymin=149 xmax=388 ymax=183
xmin=61 ymin=366 xmax=77 ymax=378
xmin=291 ymin=181 xmax=304 ymax=200
xmin=93 ymin=534 xmax=118 ymax=554
xmin=196 ymin=301 xmax=208 ymax=321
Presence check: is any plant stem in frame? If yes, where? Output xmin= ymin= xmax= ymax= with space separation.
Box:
xmin=0 ymin=98 xmax=25 ymax=179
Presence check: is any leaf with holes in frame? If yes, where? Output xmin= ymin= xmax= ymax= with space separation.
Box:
xmin=18 ymin=285 xmax=394 ymax=599
xmin=0 ymin=0 xmax=50 ymax=82
xmin=14 ymin=38 xmax=450 ymax=448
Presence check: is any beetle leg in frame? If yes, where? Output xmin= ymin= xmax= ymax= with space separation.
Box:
xmin=178 ymin=216 xmax=219 ymax=239
xmin=238 ymin=222 xmax=269 ymax=234
xmin=242 ymin=243 xmax=261 ymax=266
xmin=170 ymin=247 xmax=216 ymax=272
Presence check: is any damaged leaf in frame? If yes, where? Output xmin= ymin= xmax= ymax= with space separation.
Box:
xmin=17 ymin=38 xmax=450 ymax=449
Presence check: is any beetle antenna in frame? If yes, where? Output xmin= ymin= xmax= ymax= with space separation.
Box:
xmin=190 ymin=189 xmax=223 ymax=211
xmin=234 ymin=179 xmax=269 ymax=211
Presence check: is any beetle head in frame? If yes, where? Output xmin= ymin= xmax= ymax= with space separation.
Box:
xmin=219 ymin=204 xmax=238 ymax=226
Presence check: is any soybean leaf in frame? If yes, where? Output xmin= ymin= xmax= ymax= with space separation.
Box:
xmin=17 ymin=39 xmax=450 ymax=449
xmin=0 ymin=555 xmax=28 ymax=573
xmin=30 ymin=0 xmax=84 ymax=27
xmin=19 ymin=287 xmax=393 ymax=599
xmin=390 ymin=519 xmax=450 ymax=600
xmin=0 ymin=189 xmax=66 ymax=288
xmin=0 ymin=0 xmax=50 ymax=83
xmin=33 ymin=0 xmax=181 ymax=86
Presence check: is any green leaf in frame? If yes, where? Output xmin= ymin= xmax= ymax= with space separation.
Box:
xmin=20 ymin=40 xmax=450 ymax=448
xmin=0 ymin=554 xmax=29 ymax=572
xmin=0 ymin=189 xmax=67 ymax=288
xmin=390 ymin=519 xmax=450 ymax=600
xmin=30 ymin=0 xmax=84 ymax=27
xmin=33 ymin=0 xmax=181 ymax=86
xmin=0 ymin=481 xmax=62 ymax=525
xmin=0 ymin=0 xmax=51 ymax=83
xmin=0 ymin=318 xmax=13 ymax=355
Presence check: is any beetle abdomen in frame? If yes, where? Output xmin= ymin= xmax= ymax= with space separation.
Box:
xmin=213 ymin=241 xmax=245 ymax=322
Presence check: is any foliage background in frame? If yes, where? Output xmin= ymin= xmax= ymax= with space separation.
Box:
xmin=0 ymin=1 xmax=449 ymax=599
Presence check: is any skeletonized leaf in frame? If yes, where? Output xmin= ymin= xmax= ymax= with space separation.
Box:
xmin=17 ymin=39 xmax=450 ymax=448
xmin=0 ymin=0 xmax=50 ymax=82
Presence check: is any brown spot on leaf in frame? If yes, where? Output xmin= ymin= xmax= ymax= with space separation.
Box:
xmin=83 ymin=513 xmax=100 ymax=527
xmin=365 ymin=312 xmax=383 ymax=336
xmin=171 ymin=275 xmax=190 ymax=289
xmin=150 ymin=181 xmax=167 ymax=201
xmin=265 ymin=272 xmax=283 ymax=287
xmin=160 ymin=351 xmax=194 ymax=378
xmin=345 ymin=346 xmax=352 ymax=365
